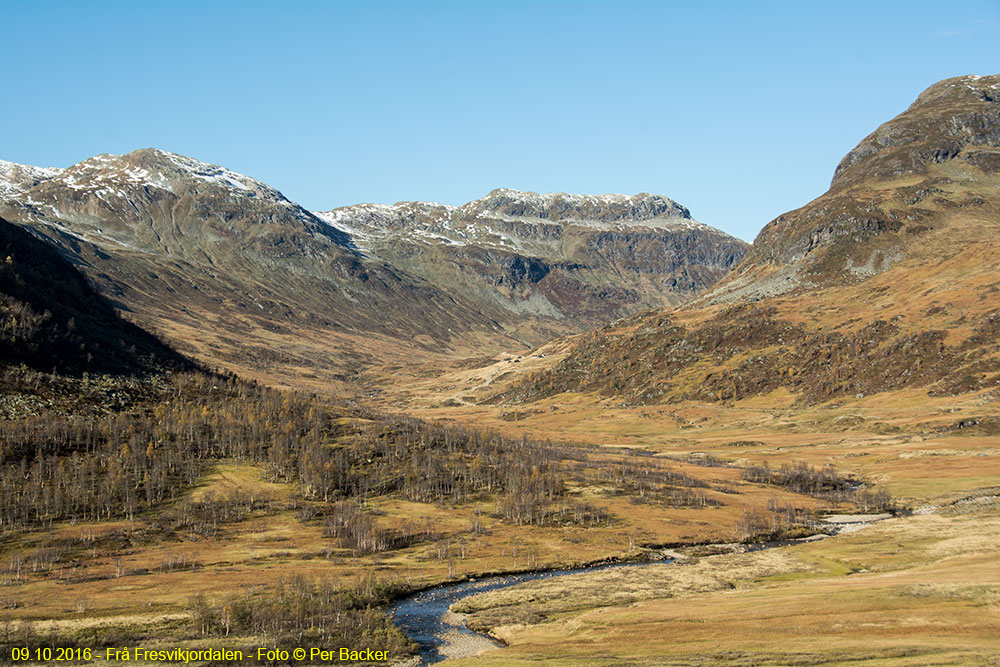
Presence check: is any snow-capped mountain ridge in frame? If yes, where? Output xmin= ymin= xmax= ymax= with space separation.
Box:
xmin=461 ymin=188 xmax=695 ymax=224
xmin=316 ymin=188 xmax=716 ymax=256
xmin=0 ymin=147 xmax=748 ymax=377
xmin=2 ymin=153 xmax=712 ymax=252
xmin=0 ymin=159 xmax=63 ymax=199
xmin=0 ymin=149 xmax=345 ymax=257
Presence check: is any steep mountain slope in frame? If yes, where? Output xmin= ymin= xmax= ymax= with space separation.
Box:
xmin=0 ymin=214 xmax=191 ymax=417
xmin=0 ymin=150 xmax=745 ymax=389
xmin=319 ymin=190 xmax=746 ymax=323
xmin=0 ymin=150 xmax=513 ymax=388
xmin=0 ymin=149 xmax=486 ymax=333
xmin=699 ymin=74 xmax=1000 ymax=304
xmin=497 ymin=74 xmax=1000 ymax=406
xmin=0 ymin=215 xmax=185 ymax=376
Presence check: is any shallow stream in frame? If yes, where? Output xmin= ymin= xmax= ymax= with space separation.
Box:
xmin=388 ymin=556 xmax=674 ymax=665
xmin=388 ymin=514 xmax=891 ymax=665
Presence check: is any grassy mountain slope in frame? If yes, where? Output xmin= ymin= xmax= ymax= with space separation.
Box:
xmin=495 ymin=74 xmax=1000 ymax=407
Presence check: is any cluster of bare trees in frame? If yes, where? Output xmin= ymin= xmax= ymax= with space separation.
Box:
xmin=188 ymin=574 xmax=411 ymax=653
xmin=741 ymin=461 xmax=855 ymax=496
xmin=0 ymin=373 xmax=604 ymax=532
xmin=164 ymin=490 xmax=277 ymax=538
xmin=270 ymin=413 xmax=567 ymax=509
xmin=598 ymin=454 xmax=719 ymax=508
xmin=848 ymin=487 xmax=895 ymax=512
xmin=0 ymin=429 xmax=201 ymax=528
xmin=741 ymin=460 xmax=893 ymax=511
xmin=321 ymin=502 xmax=417 ymax=555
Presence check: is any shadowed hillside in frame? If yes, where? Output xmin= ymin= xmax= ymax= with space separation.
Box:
xmin=0 ymin=216 xmax=187 ymax=377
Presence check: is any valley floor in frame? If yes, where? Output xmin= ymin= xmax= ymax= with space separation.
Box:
xmin=1 ymin=362 xmax=997 ymax=665
xmin=448 ymin=499 xmax=1000 ymax=666
xmin=376 ymin=363 xmax=1000 ymax=666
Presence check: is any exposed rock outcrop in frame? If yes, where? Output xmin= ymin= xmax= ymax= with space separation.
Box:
xmin=497 ymin=74 xmax=1000 ymax=406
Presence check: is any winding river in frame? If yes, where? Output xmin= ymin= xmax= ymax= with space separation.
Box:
xmin=388 ymin=556 xmax=675 ymax=665
xmin=388 ymin=515 xmax=892 ymax=664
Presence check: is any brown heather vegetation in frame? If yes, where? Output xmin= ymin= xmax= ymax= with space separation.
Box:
xmin=495 ymin=304 xmax=1000 ymax=407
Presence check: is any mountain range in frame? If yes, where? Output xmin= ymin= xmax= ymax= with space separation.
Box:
xmin=0 ymin=152 xmax=745 ymax=390
xmin=2 ymin=74 xmax=996 ymax=409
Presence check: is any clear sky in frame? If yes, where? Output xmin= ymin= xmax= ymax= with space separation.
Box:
xmin=1 ymin=1 xmax=997 ymax=241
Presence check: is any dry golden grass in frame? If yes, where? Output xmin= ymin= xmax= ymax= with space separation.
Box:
xmin=453 ymin=549 xmax=808 ymax=630
xmin=445 ymin=503 xmax=1000 ymax=666
xmin=186 ymin=462 xmax=290 ymax=503
xmin=363 ymin=335 xmax=1000 ymax=664
xmin=396 ymin=381 xmax=1000 ymax=508
xmin=6 ymin=174 xmax=999 ymax=661
xmin=0 ymin=453 xmax=825 ymax=633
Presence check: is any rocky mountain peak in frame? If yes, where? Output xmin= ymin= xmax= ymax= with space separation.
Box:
xmin=831 ymin=73 xmax=1000 ymax=189
xmin=315 ymin=188 xmax=723 ymax=257
xmin=48 ymin=149 xmax=304 ymax=209
xmin=0 ymin=159 xmax=63 ymax=198
xmin=692 ymin=73 xmax=1000 ymax=305
xmin=460 ymin=188 xmax=694 ymax=225
xmin=1 ymin=149 xmax=353 ymax=260
xmin=317 ymin=200 xmax=455 ymax=233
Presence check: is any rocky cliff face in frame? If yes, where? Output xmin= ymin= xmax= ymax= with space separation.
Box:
xmin=318 ymin=189 xmax=746 ymax=323
xmin=832 ymin=75 xmax=1000 ymax=188
xmin=0 ymin=151 xmax=745 ymax=386
xmin=690 ymin=74 xmax=1000 ymax=305
xmin=497 ymin=74 xmax=1000 ymax=406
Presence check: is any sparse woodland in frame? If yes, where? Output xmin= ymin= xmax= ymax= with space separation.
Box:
xmin=0 ymin=365 xmax=899 ymax=660
xmin=741 ymin=460 xmax=894 ymax=512
xmin=0 ymin=372 xmax=611 ymax=532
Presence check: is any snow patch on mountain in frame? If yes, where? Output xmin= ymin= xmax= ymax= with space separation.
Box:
xmin=315 ymin=201 xmax=463 ymax=250
xmin=460 ymin=188 xmax=703 ymax=229
xmin=0 ymin=160 xmax=63 ymax=199
xmin=315 ymin=188 xmax=722 ymax=256
xmin=159 ymin=151 xmax=260 ymax=192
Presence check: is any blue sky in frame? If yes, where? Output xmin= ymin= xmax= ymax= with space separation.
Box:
xmin=1 ymin=1 xmax=997 ymax=241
